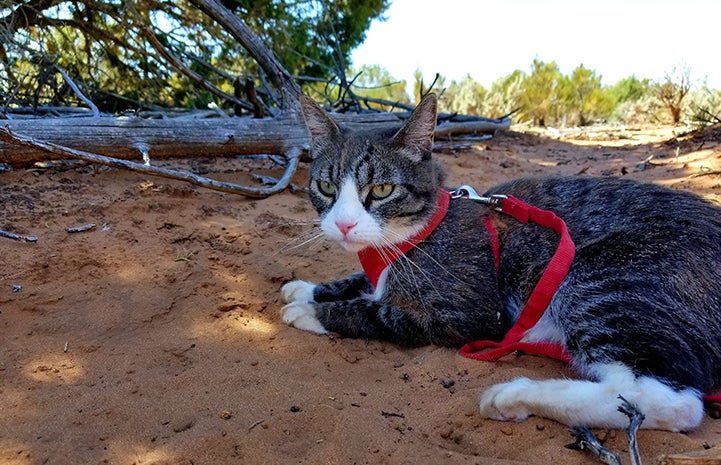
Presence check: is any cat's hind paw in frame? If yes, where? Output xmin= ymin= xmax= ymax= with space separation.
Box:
xmin=281 ymin=280 xmax=317 ymax=303
xmin=479 ymin=377 xmax=533 ymax=422
xmin=281 ymin=301 xmax=328 ymax=334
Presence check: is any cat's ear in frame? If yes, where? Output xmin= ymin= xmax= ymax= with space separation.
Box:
xmin=390 ymin=93 xmax=437 ymax=161
xmin=299 ymin=94 xmax=341 ymax=142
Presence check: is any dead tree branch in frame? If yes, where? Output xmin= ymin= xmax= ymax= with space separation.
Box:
xmin=188 ymin=0 xmax=302 ymax=110
xmin=0 ymin=124 xmax=299 ymax=198
xmin=55 ymin=66 xmax=100 ymax=117
xmin=136 ymin=18 xmax=252 ymax=112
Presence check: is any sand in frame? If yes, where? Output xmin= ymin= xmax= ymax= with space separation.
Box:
xmin=2 ymin=125 xmax=721 ymax=465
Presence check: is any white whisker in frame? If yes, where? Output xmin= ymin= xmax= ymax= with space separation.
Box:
xmin=380 ymin=228 xmax=460 ymax=302
xmin=276 ymin=226 xmax=327 ymax=258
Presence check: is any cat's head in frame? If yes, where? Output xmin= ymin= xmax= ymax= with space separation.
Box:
xmin=299 ymin=94 xmax=446 ymax=252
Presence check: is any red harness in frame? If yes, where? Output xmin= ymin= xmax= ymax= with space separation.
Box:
xmin=356 ymin=187 xmax=721 ymax=404
xmin=358 ymin=190 xmax=451 ymax=288
xmin=358 ymin=187 xmax=574 ymax=362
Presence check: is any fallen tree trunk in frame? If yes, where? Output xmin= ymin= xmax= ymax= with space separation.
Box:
xmin=0 ymin=112 xmax=510 ymax=168
xmin=0 ymin=0 xmax=512 ymax=198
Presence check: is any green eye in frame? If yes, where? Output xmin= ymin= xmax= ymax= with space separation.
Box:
xmin=317 ymin=180 xmax=336 ymax=197
xmin=370 ymin=183 xmax=394 ymax=200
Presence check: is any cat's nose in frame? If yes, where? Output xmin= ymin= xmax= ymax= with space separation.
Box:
xmin=335 ymin=221 xmax=357 ymax=236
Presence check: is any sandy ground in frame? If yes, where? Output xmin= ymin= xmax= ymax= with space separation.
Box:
xmin=2 ymin=124 xmax=721 ymax=465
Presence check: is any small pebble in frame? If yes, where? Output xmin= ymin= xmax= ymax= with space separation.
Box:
xmin=172 ymin=416 xmax=195 ymax=433
xmin=440 ymin=379 xmax=455 ymax=389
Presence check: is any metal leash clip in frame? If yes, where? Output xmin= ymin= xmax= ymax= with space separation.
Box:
xmin=450 ymin=185 xmax=507 ymax=211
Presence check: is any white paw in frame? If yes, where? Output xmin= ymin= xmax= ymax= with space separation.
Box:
xmin=280 ymin=301 xmax=328 ymax=334
xmin=281 ymin=280 xmax=317 ymax=303
xmin=479 ymin=378 xmax=533 ymax=422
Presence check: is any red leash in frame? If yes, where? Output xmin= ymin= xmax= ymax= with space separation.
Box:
xmin=456 ymin=188 xmax=575 ymax=363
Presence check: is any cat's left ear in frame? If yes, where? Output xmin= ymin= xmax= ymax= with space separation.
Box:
xmin=390 ymin=93 xmax=437 ymax=161
xmin=299 ymin=94 xmax=341 ymax=140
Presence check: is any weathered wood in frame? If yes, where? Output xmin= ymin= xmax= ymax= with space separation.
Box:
xmin=0 ymin=112 xmax=510 ymax=168
xmin=660 ymin=446 xmax=721 ymax=465
xmin=0 ymin=124 xmax=301 ymax=198
xmin=0 ymin=113 xmax=309 ymax=167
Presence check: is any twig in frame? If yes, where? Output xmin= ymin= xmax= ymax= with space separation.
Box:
xmin=66 ymin=223 xmax=97 ymax=233
xmin=0 ymin=228 xmax=38 ymax=242
xmin=55 ymin=66 xmax=100 ymax=117
xmin=618 ymin=395 xmax=645 ymax=465
xmin=0 ymin=125 xmax=300 ymax=198
xmin=189 ymin=0 xmax=302 ymax=109
xmin=244 ymin=78 xmax=264 ymax=118
xmin=689 ymin=169 xmax=721 ymax=178
xmin=132 ymin=7 xmax=252 ymax=112
xmin=248 ymin=419 xmax=264 ymax=431
xmin=251 ymin=174 xmax=307 ymax=193
xmin=566 ymin=427 xmax=622 ymax=465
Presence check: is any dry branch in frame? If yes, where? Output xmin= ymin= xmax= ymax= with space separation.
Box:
xmin=0 ymin=124 xmax=300 ymax=198
xmin=0 ymin=111 xmax=509 ymax=168
xmin=189 ymin=0 xmax=302 ymax=110
xmin=0 ymin=114 xmax=308 ymax=166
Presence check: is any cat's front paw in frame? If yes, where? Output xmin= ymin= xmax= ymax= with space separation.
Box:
xmin=281 ymin=301 xmax=328 ymax=335
xmin=479 ymin=378 xmax=533 ymax=422
xmin=281 ymin=280 xmax=317 ymax=303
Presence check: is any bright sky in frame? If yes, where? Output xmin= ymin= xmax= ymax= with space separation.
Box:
xmin=351 ymin=0 xmax=721 ymax=92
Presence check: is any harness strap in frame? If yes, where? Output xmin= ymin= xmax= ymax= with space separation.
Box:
xmin=358 ymin=190 xmax=451 ymax=289
xmin=460 ymin=195 xmax=575 ymax=362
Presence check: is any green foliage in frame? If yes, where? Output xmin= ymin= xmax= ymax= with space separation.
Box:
xmin=2 ymin=1 xmax=717 ymax=126
xmin=433 ymin=58 xmax=718 ymax=127
xmin=686 ymin=84 xmax=721 ymax=126
xmin=439 ymin=75 xmax=486 ymax=115
xmin=519 ymin=59 xmax=564 ymax=126
xmin=228 ymin=0 xmax=389 ymax=78
xmin=483 ymin=71 xmax=525 ymax=118
xmin=608 ymin=75 xmax=651 ymax=104
xmin=562 ymin=65 xmax=614 ymax=126
xmin=0 ymin=0 xmax=390 ymax=112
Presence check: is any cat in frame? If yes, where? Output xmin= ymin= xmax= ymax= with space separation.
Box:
xmin=280 ymin=93 xmax=721 ymax=432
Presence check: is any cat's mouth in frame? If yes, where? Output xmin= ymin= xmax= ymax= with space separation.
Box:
xmin=335 ymin=237 xmax=373 ymax=253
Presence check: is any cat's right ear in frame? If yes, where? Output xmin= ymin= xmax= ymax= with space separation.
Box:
xmin=299 ymin=95 xmax=341 ymax=151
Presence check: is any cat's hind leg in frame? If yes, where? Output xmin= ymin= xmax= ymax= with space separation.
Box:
xmin=479 ymin=362 xmax=703 ymax=431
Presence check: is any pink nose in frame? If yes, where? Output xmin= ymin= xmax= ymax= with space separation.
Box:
xmin=335 ymin=221 xmax=357 ymax=236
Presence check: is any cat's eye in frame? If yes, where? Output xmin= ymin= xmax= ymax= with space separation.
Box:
xmin=370 ymin=183 xmax=394 ymax=200
xmin=317 ymin=180 xmax=337 ymax=197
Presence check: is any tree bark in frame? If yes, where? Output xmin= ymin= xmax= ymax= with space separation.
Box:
xmin=0 ymin=113 xmax=510 ymax=167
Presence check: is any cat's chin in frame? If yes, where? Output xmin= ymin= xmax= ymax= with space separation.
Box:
xmin=335 ymin=239 xmax=370 ymax=253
